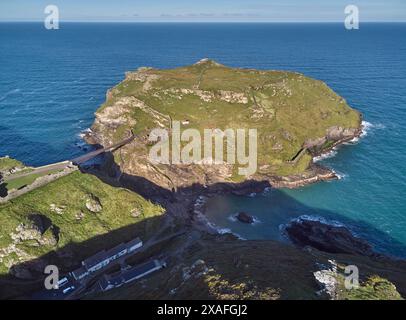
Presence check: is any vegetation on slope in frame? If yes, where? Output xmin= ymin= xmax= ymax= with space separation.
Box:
xmin=0 ymin=171 xmax=164 ymax=278
xmin=0 ymin=157 xmax=25 ymax=173
xmin=91 ymin=59 xmax=361 ymax=183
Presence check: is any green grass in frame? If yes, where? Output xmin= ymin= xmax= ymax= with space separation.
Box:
xmin=0 ymin=157 xmax=25 ymax=173
xmin=336 ymin=274 xmax=403 ymax=300
xmin=0 ymin=171 xmax=165 ymax=275
xmin=5 ymin=169 xmax=61 ymax=191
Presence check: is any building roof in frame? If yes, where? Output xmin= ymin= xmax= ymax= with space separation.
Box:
xmin=97 ymin=259 xmax=164 ymax=291
xmin=82 ymin=238 xmax=143 ymax=270
xmin=125 ymin=237 xmax=142 ymax=249
xmin=82 ymin=250 xmax=108 ymax=269
xmin=71 ymin=266 xmax=88 ymax=279
xmin=121 ymin=260 xmax=160 ymax=283
xmin=104 ymin=243 xmax=127 ymax=258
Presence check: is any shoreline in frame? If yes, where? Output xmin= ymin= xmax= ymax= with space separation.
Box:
xmin=188 ymin=121 xmax=368 ymax=238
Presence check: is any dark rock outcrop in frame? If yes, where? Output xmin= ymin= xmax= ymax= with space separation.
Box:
xmin=284 ymin=216 xmax=376 ymax=257
xmin=10 ymin=214 xmax=59 ymax=247
xmin=236 ymin=212 xmax=254 ymax=224
xmin=0 ymin=174 xmax=7 ymax=198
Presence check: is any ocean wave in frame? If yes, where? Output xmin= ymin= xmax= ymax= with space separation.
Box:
xmin=206 ymin=219 xmax=246 ymax=239
xmin=313 ymin=149 xmax=337 ymax=162
xmin=77 ymin=128 xmax=92 ymax=139
xmin=332 ymin=169 xmax=348 ymax=180
xmin=252 ymin=216 xmax=262 ymax=224
xmin=360 ymin=120 xmax=385 ymax=138
xmin=262 ymin=187 xmax=271 ymax=195
xmin=283 ymin=214 xmax=346 ymax=229
xmin=314 ymin=120 xmax=385 ymax=162
xmin=0 ymin=88 xmax=21 ymax=102
xmin=279 ymin=214 xmax=363 ymax=242
xmin=360 ymin=121 xmax=373 ymax=138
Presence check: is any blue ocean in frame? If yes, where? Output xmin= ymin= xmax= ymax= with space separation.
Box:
xmin=1 ymin=23 xmax=405 ymax=256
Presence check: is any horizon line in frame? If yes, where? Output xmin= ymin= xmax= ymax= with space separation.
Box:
xmin=1 ymin=20 xmax=406 ymax=23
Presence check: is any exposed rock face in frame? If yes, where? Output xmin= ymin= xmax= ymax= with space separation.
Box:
xmin=86 ymin=195 xmax=103 ymax=213
xmin=269 ymin=164 xmax=337 ymax=189
xmin=284 ymin=216 xmax=375 ymax=257
xmin=326 ymin=126 xmax=359 ymax=141
xmin=236 ymin=212 xmax=254 ymax=224
xmin=130 ymin=208 xmax=142 ymax=218
xmin=304 ymin=126 xmax=361 ymax=154
xmin=10 ymin=214 xmax=59 ymax=247
xmin=313 ymin=260 xmax=339 ymax=299
xmin=1 ymin=214 xmax=59 ymax=280
xmin=50 ymin=204 xmax=65 ymax=215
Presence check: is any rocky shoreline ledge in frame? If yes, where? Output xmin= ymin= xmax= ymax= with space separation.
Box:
xmin=282 ymin=215 xmax=380 ymax=258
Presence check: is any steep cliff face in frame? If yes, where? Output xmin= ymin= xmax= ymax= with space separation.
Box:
xmin=87 ymin=59 xmax=361 ymax=192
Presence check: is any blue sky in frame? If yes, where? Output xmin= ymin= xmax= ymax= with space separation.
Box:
xmin=1 ymin=0 xmax=405 ymax=22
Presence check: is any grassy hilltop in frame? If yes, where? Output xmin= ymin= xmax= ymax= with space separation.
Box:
xmin=90 ymin=59 xmax=361 ymax=187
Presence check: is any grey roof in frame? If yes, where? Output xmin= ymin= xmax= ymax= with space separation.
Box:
xmin=121 ymin=260 xmax=160 ymax=283
xmin=125 ymin=237 xmax=142 ymax=249
xmin=108 ymin=275 xmax=124 ymax=287
xmin=82 ymin=250 xmax=108 ymax=269
xmin=98 ymin=260 xmax=164 ymax=291
xmin=71 ymin=266 xmax=87 ymax=279
xmin=105 ymin=243 xmax=127 ymax=257
xmin=82 ymin=238 xmax=143 ymax=270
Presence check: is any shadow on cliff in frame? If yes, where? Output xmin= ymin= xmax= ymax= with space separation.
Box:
xmin=0 ymin=214 xmax=168 ymax=300
xmin=85 ymin=151 xmax=406 ymax=260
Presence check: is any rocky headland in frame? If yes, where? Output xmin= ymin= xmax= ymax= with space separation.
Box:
xmin=85 ymin=59 xmax=362 ymax=196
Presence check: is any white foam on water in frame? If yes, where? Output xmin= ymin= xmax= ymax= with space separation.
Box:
xmin=208 ymin=221 xmax=245 ymax=240
xmin=77 ymin=128 xmax=92 ymax=139
xmin=332 ymin=169 xmax=348 ymax=180
xmin=314 ymin=120 xmax=386 ymax=161
xmin=360 ymin=120 xmax=385 ymax=138
xmin=262 ymin=187 xmax=271 ymax=195
xmin=281 ymin=214 xmax=363 ymax=241
xmin=313 ymin=149 xmax=337 ymax=162
xmin=290 ymin=214 xmax=345 ymax=228
xmin=345 ymin=136 xmax=360 ymax=144
xmin=252 ymin=216 xmax=262 ymax=225
xmin=360 ymin=120 xmax=373 ymax=138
